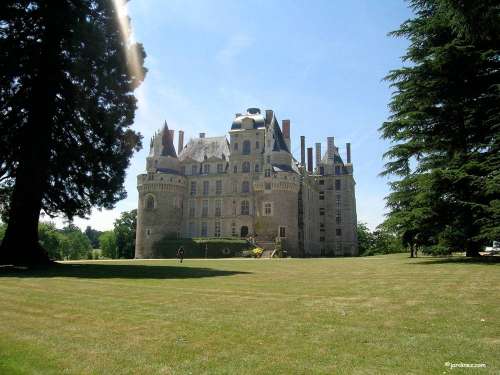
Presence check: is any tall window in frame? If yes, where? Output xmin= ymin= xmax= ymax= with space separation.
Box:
xmin=279 ymin=226 xmax=286 ymax=238
xmin=190 ymin=181 xmax=197 ymax=196
xmin=255 ymin=141 xmax=260 ymax=150
xmin=266 ymin=155 xmax=271 ymax=164
xmin=233 ymin=165 xmax=238 ymax=173
xmin=189 ymin=200 xmax=195 ymax=217
xmin=242 ymin=181 xmax=250 ymax=193
xmin=203 ymin=181 xmax=209 ymax=195
xmin=145 ymin=195 xmax=155 ymax=210
xmin=215 ymin=180 xmax=222 ymax=195
xmin=214 ymin=221 xmax=221 ymax=237
xmin=336 ymin=212 xmax=341 ymax=224
xmin=215 ymin=199 xmax=222 ymax=217
xmin=255 ymin=164 xmax=260 ymax=173
xmin=231 ymin=222 xmax=237 ymax=236
xmin=336 ymin=194 xmax=341 ymax=209
xmin=192 ymin=165 xmax=198 ymax=175
xmin=242 ymin=140 xmax=251 ymax=155
xmin=320 ymin=207 xmax=325 ymax=216
xmin=241 ymin=200 xmax=250 ymax=215
xmin=335 ymin=166 xmax=341 ymax=175
xmin=265 ymin=169 xmax=271 ymax=177
xmin=335 ymin=179 xmax=341 ymax=190
xmin=204 ymin=164 xmax=210 ymax=174
xmin=336 ymin=228 xmax=342 ymax=236
xmin=242 ymin=161 xmax=250 ymax=173
xmin=319 ymin=191 xmax=325 ymax=200
xmin=264 ymin=202 xmax=273 ymax=216
xmin=189 ymin=222 xmax=196 ymax=237
xmin=202 ymin=200 xmax=209 ymax=217
xmin=201 ymin=222 xmax=208 ymax=237
xmin=217 ymin=163 xmax=223 ymax=173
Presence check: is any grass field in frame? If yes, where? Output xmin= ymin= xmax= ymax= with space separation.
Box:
xmin=1 ymin=254 xmax=499 ymax=374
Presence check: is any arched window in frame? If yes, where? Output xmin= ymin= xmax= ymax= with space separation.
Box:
xmin=242 ymin=181 xmax=250 ymax=193
xmin=254 ymin=164 xmax=260 ymax=172
xmin=145 ymin=195 xmax=155 ymax=210
xmin=233 ymin=165 xmax=238 ymax=173
xmin=242 ymin=140 xmax=251 ymax=155
xmin=241 ymin=200 xmax=250 ymax=215
xmin=242 ymin=161 xmax=250 ymax=173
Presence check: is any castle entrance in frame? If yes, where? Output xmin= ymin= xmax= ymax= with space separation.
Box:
xmin=240 ymin=226 xmax=249 ymax=238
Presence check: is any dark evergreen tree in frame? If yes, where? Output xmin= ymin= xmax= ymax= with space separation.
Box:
xmin=114 ymin=209 xmax=136 ymax=259
xmin=0 ymin=1 xmax=146 ymax=265
xmin=381 ymin=0 xmax=500 ymax=256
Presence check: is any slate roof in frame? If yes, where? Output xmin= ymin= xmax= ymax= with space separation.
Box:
xmin=179 ymin=136 xmax=230 ymax=163
xmin=160 ymin=122 xmax=177 ymax=158
xmin=321 ymin=151 xmax=344 ymax=165
xmin=270 ymin=117 xmax=290 ymax=153
xmin=231 ymin=114 xmax=266 ymax=130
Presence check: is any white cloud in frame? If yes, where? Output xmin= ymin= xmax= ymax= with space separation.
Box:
xmin=216 ymin=34 xmax=255 ymax=65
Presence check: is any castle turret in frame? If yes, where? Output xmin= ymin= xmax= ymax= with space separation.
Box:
xmin=136 ymin=122 xmax=186 ymax=258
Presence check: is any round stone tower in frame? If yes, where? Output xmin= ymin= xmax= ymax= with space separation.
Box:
xmin=135 ymin=122 xmax=186 ymax=258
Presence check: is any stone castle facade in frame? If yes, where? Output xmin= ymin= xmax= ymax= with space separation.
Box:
xmin=135 ymin=108 xmax=358 ymax=257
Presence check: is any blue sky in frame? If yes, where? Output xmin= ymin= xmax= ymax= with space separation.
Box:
xmin=58 ymin=0 xmax=412 ymax=231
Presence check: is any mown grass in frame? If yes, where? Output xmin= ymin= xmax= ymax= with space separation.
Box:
xmin=0 ymin=254 xmax=499 ymax=374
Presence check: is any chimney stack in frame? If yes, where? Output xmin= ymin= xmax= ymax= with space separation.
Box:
xmin=178 ymin=130 xmax=184 ymax=153
xmin=346 ymin=142 xmax=351 ymax=163
xmin=315 ymin=143 xmax=322 ymax=169
xmin=282 ymin=119 xmax=291 ymax=150
xmin=307 ymin=147 xmax=313 ymax=173
xmin=327 ymin=137 xmax=335 ymax=159
xmin=265 ymin=109 xmax=273 ymax=123
xmin=300 ymin=136 xmax=305 ymax=166
xmin=199 ymin=132 xmax=205 ymax=139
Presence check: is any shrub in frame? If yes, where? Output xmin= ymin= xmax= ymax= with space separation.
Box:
xmin=152 ymin=237 xmax=253 ymax=258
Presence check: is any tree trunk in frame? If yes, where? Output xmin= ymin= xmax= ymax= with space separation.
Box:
xmin=466 ymin=248 xmax=481 ymax=257
xmin=0 ymin=3 xmax=60 ymax=266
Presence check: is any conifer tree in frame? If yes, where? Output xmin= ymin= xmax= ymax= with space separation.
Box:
xmin=381 ymin=0 xmax=500 ymax=256
xmin=0 ymin=1 xmax=146 ymax=265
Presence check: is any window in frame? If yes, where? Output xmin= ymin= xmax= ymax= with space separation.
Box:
xmin=265 ymin=169 xmax=271 ymax=177
xmin=215 ymin=200 xmax=222 ymax=217
xmin=242 ymin=181 xmax=250 ymax=193
xmin=320 ymin=207 xmax=325 ymax=216
xmin=256 ymin=141 xmax=260 ymax=150
xmin=214 ymin=221 xmax=221 ymax=237
xmin=217 ymin=163 xmax=223 ymax=173
xmin=336 ymin=212 xmax=341 ymax=224
xmin=319 ymin=191 xmax=325 ymax=200
xmin=336 ymin=228 xmax=342 ymax=236
xmin=279 ymin=226 xmax=286 ymax=238
xmin=319 ymin=167 xmax=325 ymax=175
xmin=201 ymin=222 xmax=208 ymax=237
xmin=190 ymin=181 xmax=197 ymax=196
xmin=266 ymin=155 xmax=271 ymax=164
xmin=189 ymin=222 xmax=196 ymax=237
xmin=242 ymin=161 xmax=250 ymax=173
xmin=264 ymin=202 xmax=273 ymax=216
xmin=180 ymin=166 xmax=186 ymax=175
xmin=233 ymin=165 xmax=238 ymax=173
xmin=234 ymin=142 xmax=238 ymax=151
xmin=146 ymin=228 xmax=151 ymax=236
xmin=241 ymin=200 xmax=249 ymax=215
xmin=319 ymin=179 xmax=325 ymax=185
xmin=215 ymin=180 xmax=222 ymax=195
xmin=147 ymin=173 xmax=154 ymax=181
xmin=203 ymin=181 xmax=209 ymax=195
xmin=202 ymin=200 xmax=209 ymax=217
xmin=336 ymin=194 xmax=341 ymax=209
xmin=145 ymin=195 xmax=155 ymax=210
xmin=255 ymin=164 xmax=260 ymax=172
xmin=335 ymin=166 xmax=341 ymax=175
xmin=231 ymin=222 xmax=237 ymax=237
xmin=242 ymin=140 xmax=251 ymax=155
xmin=232 ymin=182 xmax=237 ymax=193
xmin=189 ymin=200 xmax=195 ymax=217
xmin=335 ymin=179 xmax=341 ymax=190
xmin=320 ymin=236 xmax=325 ymax=242
xmin=192 ymin=165 xmax=198 ymax=175
xmin=204 ymin=164 xmax=210 ymax=174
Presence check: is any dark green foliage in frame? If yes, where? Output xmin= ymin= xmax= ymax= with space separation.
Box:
xmin=380 ymin=0 xmax=500 ymax=256
xmin=84 ymin=226 xmax=102 ymax=249
xmin=114 ymin=209 xmax=136 ymax=259
xmin=152 ymin=237 xmax=252 ymax=258
xmin=37 ymin=222 xmax=92 ymax=260
xmin=357 ymin=222 xmax=404 ymax=256
xmin=99 ymin=231 xmax=117 ymax=259
xmin=0 ymin=1 xmax=146 ymax=265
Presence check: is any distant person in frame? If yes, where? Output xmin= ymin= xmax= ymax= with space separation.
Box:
xmin=176 ymin=246 xmax=184 ymax=263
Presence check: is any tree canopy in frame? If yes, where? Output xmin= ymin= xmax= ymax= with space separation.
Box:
xmin=380 ymin=0 xmax=500 ymax=256
xmin=0 ymin=1 xmax=146 ymax=265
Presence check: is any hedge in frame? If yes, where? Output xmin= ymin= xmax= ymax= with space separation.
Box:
xmin=152 ymin=237 xmax=253 ymax=258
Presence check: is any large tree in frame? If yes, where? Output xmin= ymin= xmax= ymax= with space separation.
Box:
xmin=0 ymin=1 xmax=146 ymax=265
xmin=381 ymin=0 xmax=500 ymax=256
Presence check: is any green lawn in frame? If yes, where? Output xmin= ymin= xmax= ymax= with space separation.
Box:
xmin=1 ymin=254 xmax=499 ymax=374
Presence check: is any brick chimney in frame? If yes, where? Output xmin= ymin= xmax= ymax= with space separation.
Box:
xmin=327 ymin=137 xmax=335 ymax=159
xmin=300 ymin=136 xmax=305 ymax=166
xmin=178 ymin=130 xmax=184 ymax=153
xmin=282 ymin=119 xmax=291 ymax=150
xmin=346 ymin=142 xmax=351 ymax=163
xmin=315 ymin=143 xmax=321 ymax=169
xmin=307 ymin=147 xmax=313 ymax=173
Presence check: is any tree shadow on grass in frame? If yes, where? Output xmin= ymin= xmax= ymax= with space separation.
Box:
xmin=0 ymin=263 xmax=251 ymax=279
xmin=410 ymin=256 xmax=500 ymax=266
